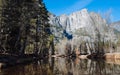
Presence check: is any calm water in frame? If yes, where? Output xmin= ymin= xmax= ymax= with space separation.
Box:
xmin=0 ymin=57 xmax=120 ymax=75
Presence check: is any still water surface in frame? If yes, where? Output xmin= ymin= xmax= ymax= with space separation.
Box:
xmin=0 ymin=57 xmax=120 ymax=75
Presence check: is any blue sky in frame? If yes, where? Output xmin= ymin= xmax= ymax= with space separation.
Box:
xmin=44 ymin=0 xmax=120 ymax=22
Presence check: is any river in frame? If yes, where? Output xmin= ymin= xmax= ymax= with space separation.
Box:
xmin=0 ymin=57 xmax=120 ymax=75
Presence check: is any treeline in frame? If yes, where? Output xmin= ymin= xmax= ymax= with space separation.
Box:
xmin=0 ymin=0 xmax=52 ymax=57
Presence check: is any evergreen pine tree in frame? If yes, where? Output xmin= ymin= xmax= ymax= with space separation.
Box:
xmin=0 ymin=0 xmax=51 ymax=56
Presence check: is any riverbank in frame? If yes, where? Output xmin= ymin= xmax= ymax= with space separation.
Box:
xmin=0 ymin=54 xmax=39 ymax=69
xmin=0 ymin=52 xmax=120 ymax=69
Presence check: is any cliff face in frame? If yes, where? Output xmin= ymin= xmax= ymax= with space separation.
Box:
xmin=48 ymin=9 xmax=120 ymax=55
xmin=49 ymin=9 xmax=117 ymax=43
xmin=111 ymin=21 xmax=120 ymax=31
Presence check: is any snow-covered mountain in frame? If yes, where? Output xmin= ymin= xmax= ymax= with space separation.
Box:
xmin=49 ymin=9 xmax=117 ymax=43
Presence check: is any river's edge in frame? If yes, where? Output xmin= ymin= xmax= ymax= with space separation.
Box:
xmin=0 ymin=54 xmax=41 ymax=69
xmin=0 ymin=53 xmax=120 ymax=69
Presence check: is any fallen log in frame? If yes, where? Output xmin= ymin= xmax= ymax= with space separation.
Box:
xmin=78 ymin=55 xmax=88 ymax=59
xmin=104 ymin=53 xmax=120 ymax=59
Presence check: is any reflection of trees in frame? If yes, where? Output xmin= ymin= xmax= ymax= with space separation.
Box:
xmin=53 ymin=58 xmax=68 ymax=75
xmin=1 ymin=58 xmax=120 ymax=75
xmin=1 ymin=58 xmax=54 ymax=75
xmin=105 ymin=63 xmax=120 ymax=75
xmin=88 ymin=60 xmax=106 ymax=75
xmin=88 ymin=60 xmax=120 ymax=75
xmin=53 ymin=58 xmax=120 ymax=75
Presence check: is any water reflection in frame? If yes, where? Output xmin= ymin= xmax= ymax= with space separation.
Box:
xmin=0 ymin=58 xmax=120 ymax=75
